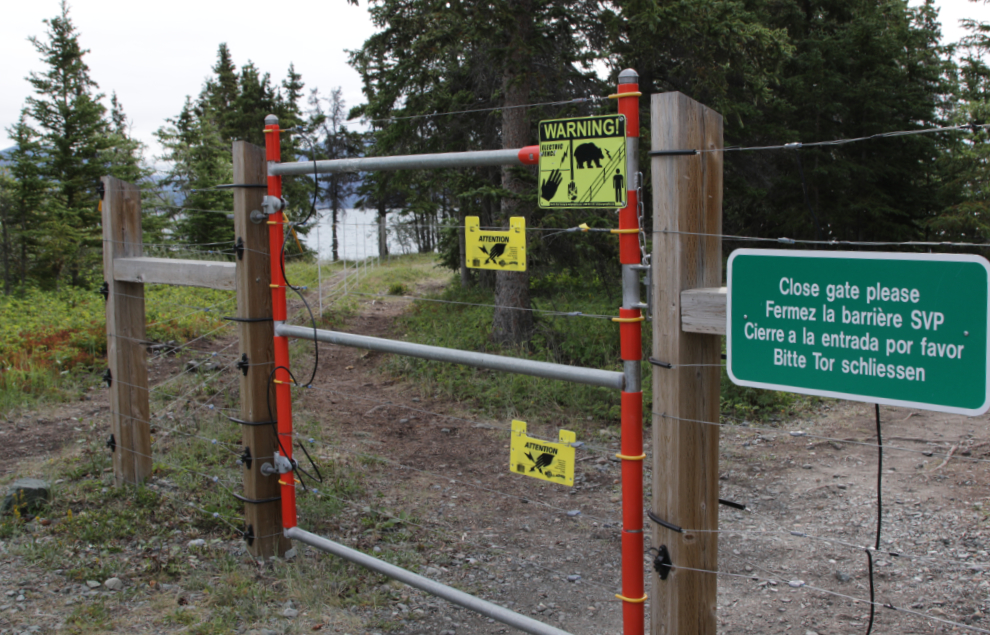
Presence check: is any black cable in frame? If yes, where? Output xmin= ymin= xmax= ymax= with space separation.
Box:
xmin=865 ymin=403 xmax=883 ymax=635
xmin=866 ymin=549 xmax=877 ymax=635
xmin=275 ymin=131 xmax=321 ymax=388
xmin=875 ymin=403 xmax=883 ymax=550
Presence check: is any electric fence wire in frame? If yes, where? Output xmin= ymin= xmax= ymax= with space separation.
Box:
xmin=281 ymin=378 xmax=628 ymax=458
xmin=651 ymin=503 xmax=990 ymax=574
xmin=108 ymin=357 xmax=244 ymax=448
xmin=107 ymin=290 xmax=236 ymax=316
xmin=290 ymin=433 xmax=620 ymax=528
xmin=658 ymin=228 xmax=990 ymax=249
xmin=652 ymin=410 xmax=990 ymax=466
xmin=109 ymin=336 xmax=240 ymax=396
xmin=292 ymin=477 xmax=621 ymax=597
xmin=649 ymin=561 xmax=990 ymax=635
xmin=343 ymin=290 xmax=619 ymax=320
xmin=363 ymin=96 xmax=603 ymax=124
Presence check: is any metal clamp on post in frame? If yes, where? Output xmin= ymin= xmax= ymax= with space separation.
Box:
xmin=261 ymin=451 xmax=295 ymax=478
xmin=251 ymin=195 xmax=286 ymax=224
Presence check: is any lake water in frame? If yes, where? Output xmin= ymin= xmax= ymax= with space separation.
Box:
xmin=303 ymin=208 xmax=416 ymax=261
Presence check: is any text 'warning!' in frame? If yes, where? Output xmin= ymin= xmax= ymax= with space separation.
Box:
xmin=538 ymin=114 xmax=626 ymax=209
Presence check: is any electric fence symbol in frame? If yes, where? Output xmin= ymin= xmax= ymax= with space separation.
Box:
xmin=538 ymin=114 xmax=626 ymax=209
xmin=465 ymin=217 xmax=526 ymax=272
xmin=509 ymin=420 xmax=576 ymax=486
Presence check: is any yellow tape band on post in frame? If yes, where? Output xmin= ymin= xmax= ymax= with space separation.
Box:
xmin=278 ymin=478 xmax=302 ymax=486
xmin=615 ymin=453 xmax=647 ymax=461
xmin=608 ymin=92 xmax=643 ymax=100
xmin=611 ymin=316 xmax=645 ymax=323
xmin=615 ymin=594 xmax=648 ymax=603
xmin=609 ymin=228 xmax=640 ymax=235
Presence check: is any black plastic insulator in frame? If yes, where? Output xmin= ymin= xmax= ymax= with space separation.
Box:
xmin=236 ymin=353 xmax=250 ymax=376
xmin=651 ymin=545 xmax=673 ymax=580
xmin=235 ymin=237 xmax=245 ymax=260
xmin=240 ymin=446 xmax=252 ymax=469
xmin=99 ymin=282 xmax=109 ymax=302
xmin=103 ymin=368 xmax=112 ymax=388
xmin=244 ymin=524 xmax=255 ymax=546
xmin=106 ymin=434 xmax=116 ymax=452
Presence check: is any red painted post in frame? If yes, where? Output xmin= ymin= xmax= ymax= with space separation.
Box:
xmin=264 ymin=114 xmax=297 ymax=530
xmin=615 ymin=69 xmax=645 ymax=635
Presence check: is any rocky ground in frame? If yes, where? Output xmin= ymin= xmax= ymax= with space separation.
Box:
xmin=0 ymin=270 xmax=988 ymax=634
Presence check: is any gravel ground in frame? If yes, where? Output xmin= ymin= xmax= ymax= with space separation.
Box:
xmin=1 ymin=289 xmax=988 ymax=634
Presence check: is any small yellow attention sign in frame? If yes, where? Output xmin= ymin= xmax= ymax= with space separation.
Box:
xmin=509 ymin=420 xmax=576 ymax=487
xmin=465 ymin=216 xmax=526 ymax=272
xmin=538 ymin=114 xmax=627 ymax=209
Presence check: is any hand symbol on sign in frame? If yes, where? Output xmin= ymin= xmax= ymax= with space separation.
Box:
xmin=541 ymin=170 xmax=563 ymax=201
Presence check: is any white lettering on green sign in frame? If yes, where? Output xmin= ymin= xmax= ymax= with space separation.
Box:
xmin=727 ymin=250 xmax=990 ymax=415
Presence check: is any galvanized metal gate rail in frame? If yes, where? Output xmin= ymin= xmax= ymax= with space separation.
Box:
xmin=263 ymin=70 xmax=646 ymax=635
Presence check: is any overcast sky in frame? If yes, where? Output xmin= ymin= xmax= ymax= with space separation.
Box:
xmin=2 ymin=0 xmax=987 ymax=161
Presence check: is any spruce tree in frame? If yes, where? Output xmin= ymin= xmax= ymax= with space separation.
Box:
xmin=308 ymin=87 xmax=363 ymax=261
xmin=350 ymin=0 xmax=603 ymax=344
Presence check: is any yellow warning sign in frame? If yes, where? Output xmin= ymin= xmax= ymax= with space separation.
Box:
xmin=538 ymin=114 xmax=626 ymax=209
xmin=509 ymin=420 xmax=576 ymax=487
xmin=465 ymin=216 xmax=526 ymax=272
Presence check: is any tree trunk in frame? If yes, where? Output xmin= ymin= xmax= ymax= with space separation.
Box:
xmin=1 ymin=209 xmax=10 ymax=296
xmin=459 ymin=206 xmax=470 ymax=287
xmin=492 ymin=0 xmax=534 ymax=346
xmin=331 ymin=205 xmax=340 ymax=262
xmin=378 ymin=208 xmax=389 ymax=258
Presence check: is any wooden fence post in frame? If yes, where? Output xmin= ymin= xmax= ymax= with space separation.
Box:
xmin=102 ymin=176 xmax=152 ymax=485
xmin=232 ymin=140 xmax=289 ymax=557
xmin=650 ymin=92 xmax=723 ymax=635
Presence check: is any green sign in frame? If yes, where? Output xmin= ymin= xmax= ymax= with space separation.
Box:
xmin=538 ymin=114 xmax=626 ymax=209
xmin=727 ymin=250 xmax=990 ymax=415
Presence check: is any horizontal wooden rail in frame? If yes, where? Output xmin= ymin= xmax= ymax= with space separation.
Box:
xmin=113 ymin=257 xmax=236 ymax=291
xmin=680 ymin=286 xmax=726 ymax=335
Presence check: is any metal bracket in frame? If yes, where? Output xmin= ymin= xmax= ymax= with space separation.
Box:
xmin=273 ymin=451 xmax=294 ymax=474
xmin=235 ymin=237 xmax=245 ymax=260
xmin=261 ymin=452 xmax=294 ymax=477
xmin=261 ymin=195 xmax=285 ymax=216
xmin=103 ymin=368 xmax=112 ymax=388
xmin=236 ymin=353 xmax=250 ymax=376
xmin=106 ymin=434 xmax=116 ymax=453
xmin=629 ymin=260 xmax=652 ymax=321
xmin=650 ymin=545 xmax=673 ymax=580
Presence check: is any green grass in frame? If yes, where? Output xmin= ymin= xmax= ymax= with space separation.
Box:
xmin=0 ymin=284 xmax=234 ymax=415
xmin=388 ymin=267 xmax=805 ymax=427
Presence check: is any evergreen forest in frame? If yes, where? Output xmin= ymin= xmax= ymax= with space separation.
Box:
xmin=1 ymin=0 xmax=988 ymax=347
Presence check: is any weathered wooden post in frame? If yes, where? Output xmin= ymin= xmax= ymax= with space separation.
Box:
xmin=650 ymin=92 xmax=724 ymax=634
xmin=231 ymin=140 xmax=289 ymax=557
xmin=102 ymin=176 xmax=152 ymax=486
